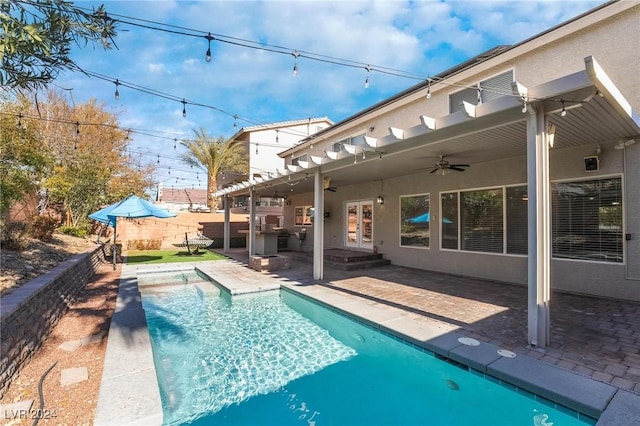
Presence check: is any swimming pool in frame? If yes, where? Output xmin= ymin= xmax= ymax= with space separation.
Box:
xmin=138 ymin=271 xmax=595 ymax=426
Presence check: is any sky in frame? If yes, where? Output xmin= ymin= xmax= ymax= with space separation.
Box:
xmin=54 ymin=0 xmax=605 ymax=191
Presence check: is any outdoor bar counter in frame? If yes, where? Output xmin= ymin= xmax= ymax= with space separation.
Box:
xmin=238 ymin=229 xmax=279 ymax=255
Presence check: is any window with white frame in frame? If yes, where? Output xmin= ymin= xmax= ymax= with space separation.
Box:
xmin=551 ymin=177 xmax=623 ymax=263
xmin=291 ymin=154 xmax=307 ymax=166
xmin=461 ymin=188 xmax=504 ymax=253
xmin=506 ymin=186 xmax=529 ymax=255
xmin=400 ymin=194 xmax=430 ymax=248
xmin=441 ymin=186 xmax=527 ymax=255
xmin=449 ymin=70 xmax=514 ymax=114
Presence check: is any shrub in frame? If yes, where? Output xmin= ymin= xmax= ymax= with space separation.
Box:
xmin=0 ymin=220 xmax=30 ymax=251
xmin=30 ymin=215 xmax=58 ymax=242
xmin=59 ymin=225 xmax=89 ymax=238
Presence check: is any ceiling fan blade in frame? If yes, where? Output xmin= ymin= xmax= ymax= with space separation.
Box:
xmin=449 ymin=166 xmax=467 ymax=172
xmin=449 ymin=164 xmax=470 ymax=168
xmin=325 ymin=187 xmax=337 ymax=192
xmin=430 ymin=167 xmax=439 ymax=174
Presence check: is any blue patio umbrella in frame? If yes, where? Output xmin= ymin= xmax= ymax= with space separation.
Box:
xmin=406 ymin=212 xmax=452 ymax=224
xmin=89 ymin=195 xmax=176 ymax=267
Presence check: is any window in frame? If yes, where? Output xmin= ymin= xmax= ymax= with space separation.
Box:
xmin=400 ymin=194 xmax=429 ymax=248
xmin=335 ymin=133 xmax=366 ymax=152
xmin=294 ymin=205 xmax=313 ymax=226
xmin=442 ymin=187 xmax=526 ymax=254
xmin=461 ymin=189 xmax=503 ymax=253
xmin=441 ymin=193 xmax=458 ymax=249
xmin=292 ymin=154 xmax=307 ymax=166
xmin=506 ymin=186 xmax=528 ymax=255
xmin=449 ymin=70 xmax=514 ymax=114
xmin=552 ymin=177 xmax=623 ymax=263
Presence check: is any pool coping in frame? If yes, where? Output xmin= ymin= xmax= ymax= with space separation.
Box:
xmin=94 ymin=262 xmax=640 ymax=425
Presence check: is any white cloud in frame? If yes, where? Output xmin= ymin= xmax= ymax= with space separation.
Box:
xmin=58 ymin=0 xmax=606 ymax=189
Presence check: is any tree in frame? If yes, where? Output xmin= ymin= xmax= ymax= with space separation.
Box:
xmin=179 ymin=129 xmax=248 ymax=210
xmin=1 ymin=0 xmax=116 ymax=91
xmin=0 ymin=94 xmax=52 ymax=215
xmin=1 ymin=90 xmax=155 ymax=228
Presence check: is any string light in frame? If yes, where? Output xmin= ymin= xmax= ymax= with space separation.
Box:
xmin=292 ymin=49 xmax=299 ymax=77
xmin=561 ymin=100 xmax=567 ymax=117
xmin=364 ymin=65 xmax=371 ymax=89
xmin=204 ymin=32 xmax=214 ymax=62
xmin=114 ymin=79 xmax=120 ymax=100
xmin=173 ymin=138 xmax=177 ymax=149
xmin=233 ymin=114 xmax=238 ymax=128
xmin=181 ymin=99 xmax=187 ymax=117
xmin=276 ymin=130 xmax=279 ymax=143
xmin=255 ymin=142 xmax=259 ymax=155
xmin=426 ymin=78 xmax=432 ymax=99
xmin=476 ymin=83 xmax=482 ymax=105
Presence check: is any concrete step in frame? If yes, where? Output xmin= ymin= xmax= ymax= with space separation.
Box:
xmin=290 ymin=250 xmax=391 ymax=271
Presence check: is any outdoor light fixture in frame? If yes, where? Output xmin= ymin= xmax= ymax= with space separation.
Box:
xmin=292 ymin=49 xmax=299 ymax=77
xmin=365 ymin=65 xmax=371 ymax=89
xmin=205 ymin=32 xmax=214 ymax=62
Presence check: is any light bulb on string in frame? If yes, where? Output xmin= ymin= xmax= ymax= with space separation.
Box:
xmin=233 ymin=114 xmax=238 ymax=128
xmin=276 ymin=130 xmax=279 ymax=143
xmin=114 ymin=79 xmax=120 ymax=100
xmin=426 ymin=78 xmax=432 ymax=99
xmin=204 ymin=32 xmax=214 ymax=62
xmin=17 ymin=113 xmax=22 ymax=129
xmin=292 ymin=49 xmax=299 ymax=77
xmin=182 ymin=99 xmax=187 ymax=117
xmin=561 ymin=100 xmax=567 ymax=117
xmin=157 ymin=155 xmax=160 ymax=164
xmin=364 ymin=65 xmax=371 ymax=89
xmin=173 ymin=138 xmax=177 ymax=149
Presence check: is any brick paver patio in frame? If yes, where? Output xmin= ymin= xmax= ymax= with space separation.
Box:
xmin=220 ymin=249 xmax=640 ymax=394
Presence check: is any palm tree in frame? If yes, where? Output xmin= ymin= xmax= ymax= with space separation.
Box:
xmin=179 ymin=128 xmax=248 ymax=210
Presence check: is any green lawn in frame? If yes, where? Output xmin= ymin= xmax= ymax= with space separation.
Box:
xmin=125 ymin=249 xmax=227 ymax=264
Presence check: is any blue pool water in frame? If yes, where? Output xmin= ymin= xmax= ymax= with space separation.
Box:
xmin=138 ymin=272 xmax=594 ymax=426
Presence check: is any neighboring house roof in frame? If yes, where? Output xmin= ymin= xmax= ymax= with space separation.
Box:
xmin=160 ymin=188 xmax=208 ymax=205
xmin=229 ymin=117 xmax=334 ymax=142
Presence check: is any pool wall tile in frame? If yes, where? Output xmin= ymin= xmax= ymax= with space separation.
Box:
xmin=595 ymin=390 xmax=640 ymax=426
xmin=487 ymin=355 xmax=617 ymax=419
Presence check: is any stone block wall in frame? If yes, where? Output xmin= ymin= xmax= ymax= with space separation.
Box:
xmin=0 ymin=244 xmax=108 ymax=397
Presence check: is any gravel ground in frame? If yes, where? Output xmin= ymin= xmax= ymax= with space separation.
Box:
xmin=0 ymin=235 xmax=120 ymax=425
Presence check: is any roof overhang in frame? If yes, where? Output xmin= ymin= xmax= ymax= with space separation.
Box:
xmin=215 ymin=57 xmax=639 ymax=199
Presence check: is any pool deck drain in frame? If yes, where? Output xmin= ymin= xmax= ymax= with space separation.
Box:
xmin=94 ymin=261 xmax=640 ymax=426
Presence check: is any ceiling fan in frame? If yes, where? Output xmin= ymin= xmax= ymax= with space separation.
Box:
xmin=430 ymin=155 xmax=470 ymax=174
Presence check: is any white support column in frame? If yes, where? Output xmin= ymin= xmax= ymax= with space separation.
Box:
xmin=223 ymin=195 xmax=230 ymax=253
xmin=248 ymin=188 xmax=256 ymax=256
xmin=526 ymin=103 xmax=551 ymax=347
xmin=313 ymin=169 xmax=324 ymax=280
